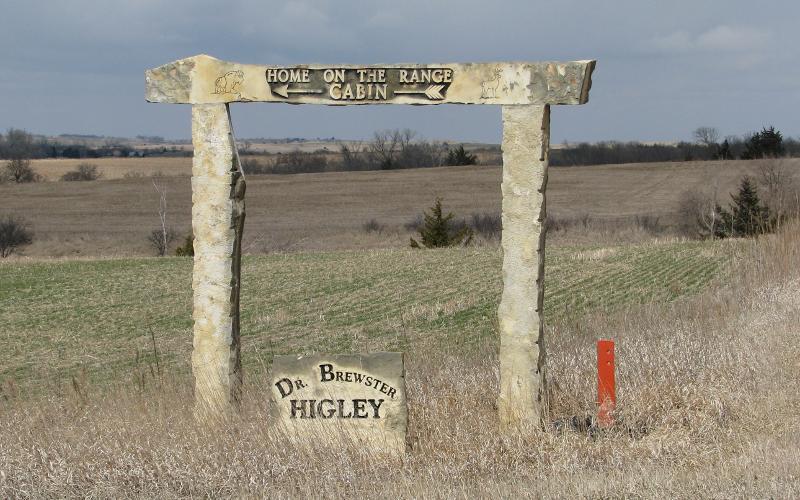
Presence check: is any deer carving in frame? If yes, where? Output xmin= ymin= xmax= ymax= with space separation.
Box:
xmin=481 ymin=68 xmax=503 ymax=99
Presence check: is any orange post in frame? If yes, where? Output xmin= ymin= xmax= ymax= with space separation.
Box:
xmin=597 ymin=339 xmax=616 ymax=428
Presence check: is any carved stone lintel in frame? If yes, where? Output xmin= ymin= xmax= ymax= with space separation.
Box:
xmin=190 ymin=103 xmax=246 ymax=421
xmin=146 ymin=55 xmax=595 ymax=106
xmin=498 ymin=104 xmax=550 ymax=430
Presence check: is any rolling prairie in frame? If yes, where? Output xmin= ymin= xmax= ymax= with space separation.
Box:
xmin=5 ymin=157 xmax=797 ymax=257
xmin=1 ymin=157 xmax=799 ymax=497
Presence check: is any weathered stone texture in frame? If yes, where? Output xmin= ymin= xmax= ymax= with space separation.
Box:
xmin=145 ymin=58 xmax=194 ymax=103
xmin=497 ymin=104 xmax=550 ymax=430
xmin=145 ymin=55 xmax=595 ymax=106
xmin=190 ymin=103 xmax=246 ymax=421
xmin=527 ymin=60 xmax=595 ymax=105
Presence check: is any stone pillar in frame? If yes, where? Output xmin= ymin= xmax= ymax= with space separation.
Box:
xmin=497 ymin=104 xmax=550 ymax=430
xmin=190 ymin=103 xmax=246 ymax=421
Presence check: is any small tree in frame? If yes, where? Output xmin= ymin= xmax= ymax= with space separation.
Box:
xmin=693 ymin=126 xmax=720 ymax=147
xmin=2 ymin=128 xmax=39 ymax=183
xmin=445 ymin=145 xmax=477 ymax=166
xmin=149 ymin=179 xmax=174 ymax=256
xmin=369 ymin=129 xmax=407 ymax=169
xmin=410 ymin=198 xmax=473 ymax=248
xmin=0 ymin=215 xmax=33 ymax=257
xmin=715 ymin=176 xmax=772 ymax=238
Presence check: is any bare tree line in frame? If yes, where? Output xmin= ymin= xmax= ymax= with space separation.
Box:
xmin=242 ymin=129 xmax=471 ymax=175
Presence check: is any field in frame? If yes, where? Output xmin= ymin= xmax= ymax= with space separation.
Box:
xmin=1 ymin=223 xmax=798 ymax=496
xmin=0 ymin=240 xmax=733 ymax=394
xmin=1 ymin=158 xmax=799 ymax=496
xmin=5 ymin=157 xmax=798 ymax=257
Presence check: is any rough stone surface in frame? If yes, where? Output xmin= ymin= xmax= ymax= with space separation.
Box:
xmin=145 ymin=58 xmax=194 ymax=104
xmin=191 ymin=103 xmax=246 ymax=421
xmin=498 ymin=104 xmax=550 ymax=430
xmin=146 ymin=55 xmax=595 ymax=106
xmin=269 ymin=353 xmax=407 ymax=454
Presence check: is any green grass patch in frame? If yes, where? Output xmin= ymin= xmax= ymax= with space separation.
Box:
xmin=0 ymin=240 xmax=734 ymax=393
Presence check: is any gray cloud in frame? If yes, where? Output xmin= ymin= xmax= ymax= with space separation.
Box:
xmin=1 ymin=0 xmax=798 ymax=142
xmin=650 ymin=25 xmax=772 ymax=53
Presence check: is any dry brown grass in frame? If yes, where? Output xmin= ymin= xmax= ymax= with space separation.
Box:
xmin=4 ymin=158 xmax=797 ymax=258
xmin=29 ymin=157 xmax=192 ymax=180
xmin=1 ymin=222 xmax=798 ymax=497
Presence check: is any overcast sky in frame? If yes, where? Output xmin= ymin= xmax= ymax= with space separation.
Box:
xmin=1 ymin=0 xmax=797 ymax=143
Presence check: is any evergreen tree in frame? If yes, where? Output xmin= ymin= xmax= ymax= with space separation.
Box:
xmin=410 ymin=198 xmax=473 ymax=248
xmin=716 ymin=139 xmax=732 ymax=160
xmin=714 ymin=176 xmax=772 ymax=238
xmin=445 ymin=145 xmax=477 ymax=166
xmin=741 ymin=126 xmax=784 ymax=159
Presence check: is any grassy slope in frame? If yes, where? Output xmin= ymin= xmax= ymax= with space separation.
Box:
xmin=0 ymin=239 xmax=734 ymax=392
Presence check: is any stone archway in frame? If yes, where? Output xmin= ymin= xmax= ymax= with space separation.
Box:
xmin=145 ymin=55 xmax=595 ymax=430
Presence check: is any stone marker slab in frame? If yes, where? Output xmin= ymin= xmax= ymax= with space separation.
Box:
xmin=269 ymin=352 xmax=407 ymax=453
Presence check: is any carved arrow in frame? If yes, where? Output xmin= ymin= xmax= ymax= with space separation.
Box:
xmin=393 ymin=85 xmax=446 ymax=100
xmin=270 ymin=84 xmax=324 ymax=98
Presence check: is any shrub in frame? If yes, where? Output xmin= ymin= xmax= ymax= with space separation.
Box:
xmin=404 ymin=215 xmax=423 ymax=232
xmin=445 ymin=145 xmax=478 ymax=166
xmin=544 ymin=214 xmax=592 ymax=234
xmin=4 ymin=159 xmax=40 ymax=183
xmin=757 ymin=160 xmax=799 ymax=221
xmin=544 ymin=216 xmax=562 ymax=233
xmin=339 ymin=142 xmax=369 ymax=171
xmin=271 ymin=150 xmax=328 ymax=174
xmin=0 ymin=215 xmax=33 ymax=257
xmin=468 ymin=212 xmax=502 ymax=239
xmin=147 ymin=228 xmax=176 ymax=256
xmin=368 ymin=129 xmax=446 ymax=170
xmin=634 ymin=215 xmax=662 ymax=234
xmin=362 ymin=219 xmax=386 ymax=234
xmin=175 ymin=232 xmax=194 ymax=256
xmin=240 ymin=158 xmax=272 ymax=175
xmin=678 ymin=189 xmax=720 ymax=239
xmin=410 ymin=198 xmax=473 ymax=248
xmin=395 ymin=141 xmax=444 ymax=169
xmin=61 ymin=163 xmax=101 ymax=181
